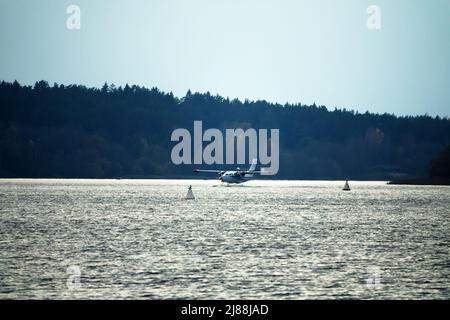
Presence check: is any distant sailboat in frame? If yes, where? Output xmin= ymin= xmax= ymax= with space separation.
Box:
xmin=343 ymin=180 xmax=351 ymax=191
xmin=185 ymin=185 xmax=195 ymax=200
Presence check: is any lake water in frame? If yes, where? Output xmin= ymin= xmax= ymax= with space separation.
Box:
xmin=0 ymin=179 xmax=449 ymax=299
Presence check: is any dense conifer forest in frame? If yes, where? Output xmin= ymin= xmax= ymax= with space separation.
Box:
xmin=1 ymin=80 xmax=449 ymax=179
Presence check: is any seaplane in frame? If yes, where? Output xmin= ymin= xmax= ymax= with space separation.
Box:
xmin=194 ymin=159 xmax=262 ymax=184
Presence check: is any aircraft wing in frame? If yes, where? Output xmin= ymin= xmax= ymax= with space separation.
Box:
xmin=241 ymin=170 xmax=273 ymax=175
xmin=241 ymin=170 xmax=262 ymax=174
xmin=194 ymin=169 xmax=225 ymax=174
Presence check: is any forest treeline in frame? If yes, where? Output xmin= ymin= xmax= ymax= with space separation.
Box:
xmin=0 ymin=80 xmax=449 ymax=179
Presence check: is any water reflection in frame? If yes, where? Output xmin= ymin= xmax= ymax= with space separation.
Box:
xmin=0 ymin=179 xmax=449 ymax=299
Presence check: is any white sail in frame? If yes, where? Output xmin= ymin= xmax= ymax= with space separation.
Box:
xmin=185 ymin=186 xmax=195 ymax=199
xmin=343 ymin=180 xmax=351 ymax=191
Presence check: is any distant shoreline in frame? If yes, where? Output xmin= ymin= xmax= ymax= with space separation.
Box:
xmin=388 ymin=177 xmax=450 ymax=186
xmin=0 ymin=176 xmax=386 ymax=182
xmin=2 ymin=175 xmax=450 ymax=185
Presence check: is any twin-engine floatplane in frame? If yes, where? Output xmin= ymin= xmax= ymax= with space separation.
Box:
xmin=194 ymin=159 xmax=263 ymax=184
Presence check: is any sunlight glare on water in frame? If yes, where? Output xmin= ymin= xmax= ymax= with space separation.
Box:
xmin=0 ymin=179 xmax=449 ymax=299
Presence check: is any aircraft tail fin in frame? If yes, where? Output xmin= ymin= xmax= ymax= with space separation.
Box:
xmin=247 ymin=159 xmax=257 ymax=177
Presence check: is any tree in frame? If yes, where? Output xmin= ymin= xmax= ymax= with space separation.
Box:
xmin=0 ymin=80 xmax=449 ymax=179
xmin=428 ymin=145 xmax=450 ymax=178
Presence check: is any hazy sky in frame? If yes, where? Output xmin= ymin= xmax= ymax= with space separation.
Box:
xmin=1 ymin=0 xmax=449 ymax=116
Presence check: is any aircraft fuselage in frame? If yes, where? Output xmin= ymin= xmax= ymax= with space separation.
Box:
xmin=219 ymin=171 xmax=250 ymax=184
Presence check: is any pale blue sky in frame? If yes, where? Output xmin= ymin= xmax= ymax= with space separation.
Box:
xmin=0 ymin=0 xmax=449 ymax=116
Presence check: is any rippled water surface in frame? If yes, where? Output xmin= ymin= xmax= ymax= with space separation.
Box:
xmin=0 ymin=179 xmax=449 ymax=299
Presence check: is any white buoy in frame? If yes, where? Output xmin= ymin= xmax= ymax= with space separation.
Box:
xmin=185 ymin=185 xmax=195 ymax=200
xmin=343 ymin=180 xmax=351 ymax=191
